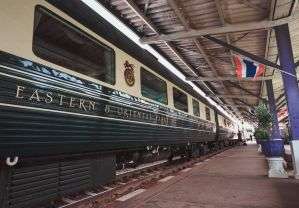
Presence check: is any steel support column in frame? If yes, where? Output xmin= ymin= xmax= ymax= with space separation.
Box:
xmin=265 ymin=80 xmax=281 ymax=140
xmin=265 ymin=79 xmax=288 ymax=178
xmin=275 ymin=23 xmax=299 ymax=178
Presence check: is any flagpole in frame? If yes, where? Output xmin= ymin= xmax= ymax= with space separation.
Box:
xmin=271 ymin=67 xmax=298 ymax=79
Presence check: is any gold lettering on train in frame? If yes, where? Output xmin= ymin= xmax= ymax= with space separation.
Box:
xmin=104 ymin=104 xmax=110 ymax=113
xmin=45 ymin=92 xmax=53 ymax=103
xmin=58 ymin=94 xmax=65 ymax=106
xmin=88 ymin=101 xmax=96 ymax=111
xmin=29 ymin=89 xmax=41 ymax=102
xmin=16 ymin=85 xmax=25 ymax=99
xmin=69 ymin=97 xmax=75 ymax=108
xmin=14 ymin=85 xmax=96 ymax=112
xmin=103 ymin=104 xmax=170 ymax=125
xmin=14 ymin=85 xmax=170 ymax=125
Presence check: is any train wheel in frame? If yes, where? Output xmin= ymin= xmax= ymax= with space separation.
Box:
xmin=131 ymin=151 xmax=143 ymax=167
xmin=167 ymin=147 xmax=174 ymax=163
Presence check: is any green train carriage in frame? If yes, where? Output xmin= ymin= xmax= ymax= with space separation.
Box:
xmin=0 ymin=1 xmax=237 ymax=207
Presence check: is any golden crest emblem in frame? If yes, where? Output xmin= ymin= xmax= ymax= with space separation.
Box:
xmin=124 ymin=60 xmax=135 ymax=86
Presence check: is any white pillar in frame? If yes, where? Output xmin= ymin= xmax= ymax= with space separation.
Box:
xmin=290 ymin=140 xmax=299 ymax=179
xmin=267 ymin=157 xmax=288 ymax=178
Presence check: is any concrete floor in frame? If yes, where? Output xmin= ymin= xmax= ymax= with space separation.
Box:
xmin=112 ymin=144 xmax=299 ymax=208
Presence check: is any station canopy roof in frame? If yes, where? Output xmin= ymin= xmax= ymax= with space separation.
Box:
xmin=99 ymin=0 xmax=298 ymax=122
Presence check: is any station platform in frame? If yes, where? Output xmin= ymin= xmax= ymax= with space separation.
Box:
xmin=111 ymin=144 xmax=299 ymax=208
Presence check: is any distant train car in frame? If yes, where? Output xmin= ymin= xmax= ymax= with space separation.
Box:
xmin=0 ymin=1 xmax=236 ymax=207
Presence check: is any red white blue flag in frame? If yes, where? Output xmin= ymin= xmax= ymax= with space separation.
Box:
xmin=234 ymin=56 xmax=265 ymax=79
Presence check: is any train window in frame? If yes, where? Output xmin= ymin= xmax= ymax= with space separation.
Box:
xmin=205 ymin=107 xmax=211 ymax=121
xmin=33 ymin=6 xmax=115 ymax=85
xmin=192 ymin=99 xmax=200 ymax=117
xmin=173 ymin=87 xmax=188 ymax=112
xmin=224 ymin=119 xmax=230 ymax=127
xmin=141 ymin=68 xmax=168 ymax=104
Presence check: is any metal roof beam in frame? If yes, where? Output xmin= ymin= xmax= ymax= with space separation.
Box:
xmin=259 ymin=0 xmax=276 ymax=100
xmin=214 ymin=0 xmax=234 ymax=64
xmin=214 ymin=0 xmax=246 ymax=117
xmin=167 ymin=0 xmax=230 ymax=78
xmin=167 ymin=0 xmax=191 ymax=30
xmin=186 ymin=76 xmax=271 ymax=82
xmin=203 ymin=35 xmax=281 ymax=69
xmin=124 ymin=0 xmax=158 ymax=33
xmin=291 ymin=0 xmax=299 ymax=16
xmin=223 ymin=104 xmax=252 ymax=108
xmin=239 ymin=0 xmax=268 ymax=12
xmin=167 ymin=0 xmax=241 ymax=117
xmin=123 ymin=0 xmax=199 ymax=77
xmin=227 ymin=81 xmax=267 ymax=102
xmin=167 ymin=0 xmax=220 ymax=77
xmin=215 ymin=0 xmax=257 ymax=119
xmin=234 ymin=98 xmax=255 ymax=108
xmin=140 ymin=17 xmax=293 ymax=44
xmin=143 ymin=0 xmax=150 ymax=15
xmin=123 ymin=0 xmax=220 ymax=99
xmin=210 ymin=94 xmax=260 ymax=99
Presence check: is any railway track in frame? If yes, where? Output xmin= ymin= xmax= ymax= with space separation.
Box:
xmin=51 ymin=146 xmax=233 ymax=208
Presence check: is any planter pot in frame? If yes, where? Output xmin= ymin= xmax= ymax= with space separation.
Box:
xmin=260 ymin=139 xmax=284 ymax=157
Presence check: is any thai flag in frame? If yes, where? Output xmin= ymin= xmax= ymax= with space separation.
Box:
xmin=278 ymin=107 xmax=288 ymax=120
xmin=234 ymin=56 xmax=265 ymax=79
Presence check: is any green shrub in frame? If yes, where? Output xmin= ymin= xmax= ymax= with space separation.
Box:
xmin=255 ymin=103 xmax=272 ymax=130
xmin=254 ymin=103 xmax=272 ymax=140
xmin=254 ymin=128 xmax=269 ymax=140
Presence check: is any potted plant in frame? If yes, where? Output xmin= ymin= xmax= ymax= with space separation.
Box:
xmin=254 ymin=103 xmax=284 ymax=157
xmin=254 ymin=103 xmax=271 ymax=143
xmin=254 ymin=128 xmax=269 ymax=143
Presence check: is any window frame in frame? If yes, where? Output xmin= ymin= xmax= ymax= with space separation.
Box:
xmin=173 ymin=87 xmax=189 ymax=113
xmin=140 ymin=67 xmax=168 ymax=105
xmin=32 ymin=5 xmax=116 ymax=85
xmin=205 ymin=106 xmax=211 ymax=121
xmin=192 ymin=99 xmax=200 ymax=117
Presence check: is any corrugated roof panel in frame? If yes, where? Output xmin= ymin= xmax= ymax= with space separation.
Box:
xmin=104 ymin=0 xmax=298 ymax=120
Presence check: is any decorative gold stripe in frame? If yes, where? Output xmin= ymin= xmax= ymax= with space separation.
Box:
xmin=0 ymin=102 xmax=212 ymax=133
xmin=0 ymin=64 xmax=209 ymax=125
